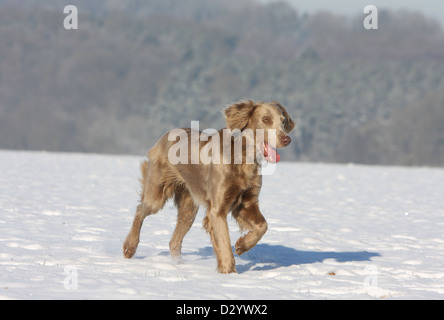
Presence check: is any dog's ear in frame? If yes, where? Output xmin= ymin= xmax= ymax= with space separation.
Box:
xmin=274 ymin=102 xmax=295 ymax=133
xmin=224 ymin=100 xmax=257 ymax=131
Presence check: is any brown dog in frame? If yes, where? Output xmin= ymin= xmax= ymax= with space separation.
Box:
xmin=123 ymin=100 xmax=295 ymax=273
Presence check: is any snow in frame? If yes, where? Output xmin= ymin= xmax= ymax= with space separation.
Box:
xmin=1 ymin=149 xmax=444 ymax=299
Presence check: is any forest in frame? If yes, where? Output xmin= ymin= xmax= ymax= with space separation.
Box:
xmin=1 ymin=0 xmax=444 ymax=166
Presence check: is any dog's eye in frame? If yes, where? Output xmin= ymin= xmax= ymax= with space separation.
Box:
xmin=262 ymin=117 xmax=270 ymax=124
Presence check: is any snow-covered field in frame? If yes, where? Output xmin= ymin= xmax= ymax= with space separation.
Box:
xmin=1 ymin=149 xmax=444 ymax=299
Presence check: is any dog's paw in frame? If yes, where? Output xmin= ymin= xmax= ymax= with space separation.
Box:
xmin=235 ymin=237 xmax=248 ymax=256
xmin=123 ymin=239 xmax=138 ymax=259
xmin=217 ymin=263 xmax=237 ymax=274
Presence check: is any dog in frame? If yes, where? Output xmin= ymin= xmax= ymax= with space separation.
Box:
xmin=123 ymin=100 xmax=295 ymax=273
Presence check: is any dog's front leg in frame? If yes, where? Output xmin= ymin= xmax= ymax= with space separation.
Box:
xmin=203 ymin=208 xmax=236 ymax=274
xmin=233 ymin=203 xmax=268 ymax=256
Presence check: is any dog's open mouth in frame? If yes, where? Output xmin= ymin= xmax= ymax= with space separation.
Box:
xmin=263 ymin=142 xmax=280 ymax=163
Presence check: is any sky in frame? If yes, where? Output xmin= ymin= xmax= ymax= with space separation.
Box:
xmin=261 ymin=0 xmax=444 ymax=25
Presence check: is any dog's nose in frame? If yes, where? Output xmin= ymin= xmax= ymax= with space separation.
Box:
xmin=281 ymin=135 xmax=291 ymax=146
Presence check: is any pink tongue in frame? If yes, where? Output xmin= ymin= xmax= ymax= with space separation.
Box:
xmin=263 ymin=143 xmax=280 ymax=163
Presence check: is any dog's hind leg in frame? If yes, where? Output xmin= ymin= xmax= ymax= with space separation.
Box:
xmin=169 ymin=186 xmax=199 ymax=260
xmin=123 ymin=203 xmax=151 ymax=259
xmin=123 ymin=160 xmax=173 ymax=259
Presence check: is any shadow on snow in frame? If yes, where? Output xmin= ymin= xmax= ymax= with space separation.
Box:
xmin=185 ymin=243 xmax=380 ymax=274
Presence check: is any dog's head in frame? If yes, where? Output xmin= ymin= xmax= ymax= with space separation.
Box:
xmin=224 ymin=100 xmax=295 ymax=162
